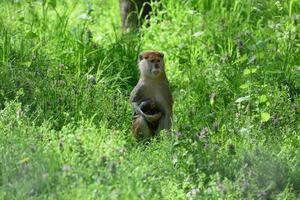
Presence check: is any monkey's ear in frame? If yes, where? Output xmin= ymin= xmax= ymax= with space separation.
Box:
xmin=139 ymin=53 xmax=144 ymax=61
xmin=158 ymin=52 xmax=164 ymax=58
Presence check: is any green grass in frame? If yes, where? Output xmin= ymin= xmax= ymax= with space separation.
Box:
xmin=0 ymin=0 xmax=299 ymax=199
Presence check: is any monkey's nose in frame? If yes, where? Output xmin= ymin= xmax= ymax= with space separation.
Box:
xmin=155 ymin=64 xmax=159 ymax=69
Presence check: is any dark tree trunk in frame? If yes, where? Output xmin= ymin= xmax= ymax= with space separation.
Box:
xmin=119 ymin=0 xmax=152 ymax=31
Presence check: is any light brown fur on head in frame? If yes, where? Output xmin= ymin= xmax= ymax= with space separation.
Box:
xmin=139 ymin=51 xmax=164 ymax=61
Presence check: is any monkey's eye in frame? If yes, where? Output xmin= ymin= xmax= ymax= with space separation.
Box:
xmin=149 ymin=58 xmax=155 ymax=62
xmin=144 ymin=56 xmax=149 ymax=59
xmin=156 ymin=59 xmax=161 ymax=63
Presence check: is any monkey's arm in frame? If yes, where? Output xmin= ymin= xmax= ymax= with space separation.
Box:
xmin=144 ymin=112 xmax=162 ymax=122
xmin=130 ymin=84 xmax=146 ymax=116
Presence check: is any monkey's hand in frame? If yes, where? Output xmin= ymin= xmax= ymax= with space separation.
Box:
xmin=132 ymin=102 xmax=145 ymax=116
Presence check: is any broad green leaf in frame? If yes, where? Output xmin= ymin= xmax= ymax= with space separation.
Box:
xmin=19 ymin=157 xmax=30 ymax=164
xmin=240 ymin=83 xmax=250 ymax=90
xmin=193 ymin=31 xmax=204 ymax=37
xmin=210 ymin=96 xmax=215 ymax=106
xmin=261 ymin=112 xmax=270 ymax=122
xmin=78 ymin=13 xmax=91 ymax=20
xmin=26 ymin=31 xmax=38 ymax=39
xmin=235 ymin=96 xmax=250 ymax=103
xmin=22 ymin=61 xmax=32 ymax=67
xmin=259 ymin=95 xmax=268 ymax=103
xmin=243 ymin=67 xmax=257 ymax=76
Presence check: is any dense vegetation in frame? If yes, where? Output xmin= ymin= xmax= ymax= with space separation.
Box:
xmin=1 ymin=0 xmax=299 ymax=199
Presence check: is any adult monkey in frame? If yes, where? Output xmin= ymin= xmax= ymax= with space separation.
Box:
xmin=130 ymin=51 xmax=173 ymax=141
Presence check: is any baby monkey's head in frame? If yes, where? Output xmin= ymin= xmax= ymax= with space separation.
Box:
xmin=138 ymin=51 xmax=165 ymax=78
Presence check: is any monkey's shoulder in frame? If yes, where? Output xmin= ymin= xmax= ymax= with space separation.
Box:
xmin=130 ymin=83 xmax=147 ymax=102
xmin=159 ymin=84 xmax=172 ymax=101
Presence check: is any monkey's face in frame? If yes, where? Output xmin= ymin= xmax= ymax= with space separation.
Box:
xmin=139 ymin=51 xmax=165 ymax=78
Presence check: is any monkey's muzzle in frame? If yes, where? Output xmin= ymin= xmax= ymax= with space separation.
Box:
xmin=152 ymin=69 xmax=161 ymax=76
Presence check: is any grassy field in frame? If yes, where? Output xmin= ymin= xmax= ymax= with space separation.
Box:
xmin=0 ymin=0 xmax=299 ymax=199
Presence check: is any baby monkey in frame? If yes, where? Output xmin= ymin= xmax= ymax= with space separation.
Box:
xmin=130 ymin=51 xmax=173 ymax=141
xmin=132 ymin=99 xmax=162 ymax=140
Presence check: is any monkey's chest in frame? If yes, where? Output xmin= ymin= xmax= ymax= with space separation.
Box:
xmin=142 ymin=90 xmax=167 ymax=112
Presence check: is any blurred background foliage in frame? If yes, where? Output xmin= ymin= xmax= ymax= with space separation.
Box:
xmin=0 ymin=0 xmax=299 ymax=199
